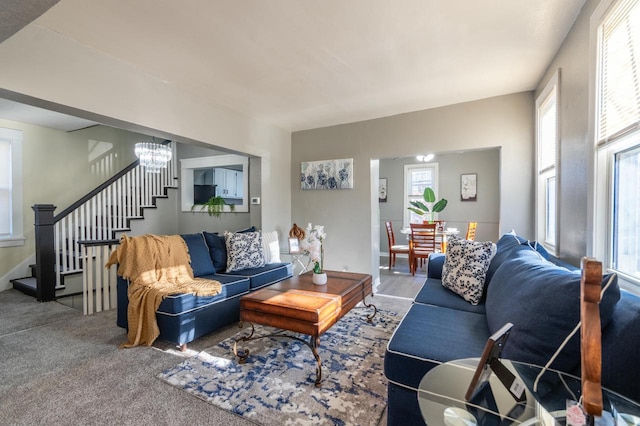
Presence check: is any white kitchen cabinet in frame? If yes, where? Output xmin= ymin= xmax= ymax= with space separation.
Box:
xmin=214 ymin=168 xmax=243 ymax=198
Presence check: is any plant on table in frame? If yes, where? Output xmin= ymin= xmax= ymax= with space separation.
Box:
xmin=300 ymin=223 xmax=326 ymax=274
xmin=407 ymin=187 xmax=448 ymax=223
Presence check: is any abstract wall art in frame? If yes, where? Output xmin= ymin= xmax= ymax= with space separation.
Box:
xmin=301 ymin=158 xmax=354 ymax=190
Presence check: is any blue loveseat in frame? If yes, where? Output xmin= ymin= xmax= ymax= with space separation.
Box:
xmin=384 ymin=232 xmax=640 ymax=425
xmin=116 ymin=230 xmax=293 ymax=348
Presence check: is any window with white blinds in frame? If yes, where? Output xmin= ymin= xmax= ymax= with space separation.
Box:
xmin=597 ymin=0 xmax=640 ymax=143
xmin=0 ymin=127 xmax=24 ymax=247
xmin=0 ymin=139 xmax=11 ymax=236
xmin=538 ymin=92 xmax=558 ymax=172
xmin=594 ymin=0 xmax=640 ymax=285
xmin=536 ymin=71 xmax=559 ymax=250
xmin=403 ymin=163 xmax=438 ymax=227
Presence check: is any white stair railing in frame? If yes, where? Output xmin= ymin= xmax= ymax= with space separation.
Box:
xmin=80 ymin=240 xmax=119 ymax=315
xmin=52 ymin=143 xmax=177 ymax=310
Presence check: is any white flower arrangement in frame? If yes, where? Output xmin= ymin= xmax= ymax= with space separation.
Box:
xmin=299 ymin=223 xmax=326 ymax=273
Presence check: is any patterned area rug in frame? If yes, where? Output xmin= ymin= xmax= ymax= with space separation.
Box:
xmin=157 ymin=307 xmax=399 ymax=425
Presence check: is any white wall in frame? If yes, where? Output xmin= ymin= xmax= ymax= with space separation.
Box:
xmin=0 ymin=23 xmax=292 ymax=289
xmin=292 ymin=92 xmax=534 ymax=276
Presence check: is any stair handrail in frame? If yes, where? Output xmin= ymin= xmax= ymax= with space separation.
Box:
xmin=54 ymin=160 xmax=139 ymax=222
xmin=54 ymin=139 xmax=171 ymax=222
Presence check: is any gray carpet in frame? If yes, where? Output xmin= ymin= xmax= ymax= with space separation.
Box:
xmin=0 ymin=289 xmax=412 ymax=425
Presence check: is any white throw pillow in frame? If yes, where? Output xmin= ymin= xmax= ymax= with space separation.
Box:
xmin=261 ymin=230 xmax=281 ymax=264
xmin=225 ymin=231 xmax=265 ymax=272
xmin=441 ymin=238 xmax=497 ymax=305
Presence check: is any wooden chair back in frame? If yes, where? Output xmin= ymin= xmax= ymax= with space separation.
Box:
xmin=410 ymin=223 xmax=437 ymax=254
xmin=465 ymin=222 xmax=477 ymax=241
xmin=409 ymin=223 xmax=437 ymax=275
xmin=385 ymin=221 xmax=410 ymax=270
xmin=385 ymin=221 xmax=397 ymax=247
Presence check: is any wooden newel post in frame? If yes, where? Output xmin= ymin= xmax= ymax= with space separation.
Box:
xmin=580 ymin=257 xmax=603 ymax=417
xmin=33 ymin=204 xmax=57 ymax=302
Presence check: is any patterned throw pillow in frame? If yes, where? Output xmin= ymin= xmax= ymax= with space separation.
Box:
xmin=261 ymin=230 xmax=281 ymax=264
xmin=225 ymin=231 xmax=265 ymax=272
xmin=441 ymin=238 xmax=497 ymax=305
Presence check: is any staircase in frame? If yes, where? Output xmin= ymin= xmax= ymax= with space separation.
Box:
xmin=12 ymin=142 xmax=178 ymax=313
xmin=10 ymin=265 xmax=37 ymax=297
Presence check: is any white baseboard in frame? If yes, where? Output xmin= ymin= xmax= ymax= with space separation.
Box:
xmin=0 ymin=253 xmax=35 ymax=291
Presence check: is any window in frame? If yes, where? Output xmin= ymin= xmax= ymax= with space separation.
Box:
xmin=593 ymin=0 xmax=640 ymax=284
xmin=535 ymin=70 xmax=559 ymax=252
xmin=0 ymin=127 xmax=24 ymax=247
xmin=403 ymin=163 xmax=438 ymax=226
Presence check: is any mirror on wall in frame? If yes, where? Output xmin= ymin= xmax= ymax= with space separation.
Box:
xmin=181 ymin=154 xmax=249 ymax=212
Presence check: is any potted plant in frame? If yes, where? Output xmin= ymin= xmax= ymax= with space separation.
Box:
xmin=299 ymin=223 xmax=327 ymax=285
xmin=192 ymin=195 xmax=235 ymax=218
xmin=408 ymin=187 xmax=447 ymax=223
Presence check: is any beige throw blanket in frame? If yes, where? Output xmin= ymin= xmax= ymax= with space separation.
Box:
xmin=106 ymin=234 xmax=222 ymax=348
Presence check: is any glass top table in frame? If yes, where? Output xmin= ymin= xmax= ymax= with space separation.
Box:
xmin=418 ymin=358 xmax=640 ymax=426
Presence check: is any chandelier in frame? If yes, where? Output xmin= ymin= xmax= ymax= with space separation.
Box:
xmin=134 ymin=142 xmax=172 ymax=173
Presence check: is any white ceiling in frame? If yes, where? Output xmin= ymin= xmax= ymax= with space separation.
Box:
xmin=2 ymin=0 xmax=586 ymax=132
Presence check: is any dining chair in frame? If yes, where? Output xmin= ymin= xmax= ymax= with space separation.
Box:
xmin=410 ymin=223 xmax=437 ymax=275
xmin=465 ymin=222 xmax=477 ymax=241
xmin=385 ymin=221 xmax=410 ymax=270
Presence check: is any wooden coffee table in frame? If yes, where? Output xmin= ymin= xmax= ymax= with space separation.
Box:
xmin=233 ymin=270 xmax=376 ymax=386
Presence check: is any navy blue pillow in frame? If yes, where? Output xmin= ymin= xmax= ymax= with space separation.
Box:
xmin=485 ymin=246 xmax=620 ymax=373
xmin=180 ymin=233 xmax=216 ymax=277
xmin=485 ymin=232 xmax=525 ymax=286
xmin=236 ymin=226 xmax=256 ymax=233
xmin=203 ymin=231 xmax=227 ymax=273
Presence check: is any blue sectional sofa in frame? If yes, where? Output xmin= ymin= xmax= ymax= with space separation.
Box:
xmin=384 ymin=232 xmax=640 ymax=425
xmin=116 ymin=230 xmax=293 ymax=348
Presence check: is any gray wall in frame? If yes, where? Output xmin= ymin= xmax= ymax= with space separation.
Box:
xmin=535 ymin=0 xmax=594 ymax=265
xmin=292 ymin=92 xmax=534 ymax=282
xmin=379 ymin=148 xmax=500 ymax=253
xmin=176 ymin=143 xmax=253 ymax=235
xmin=124 ymin=142 xmax=261 ymax=237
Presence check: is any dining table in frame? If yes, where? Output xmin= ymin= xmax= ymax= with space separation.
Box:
xmin=400 ymin=226 xmax=460 ymax=253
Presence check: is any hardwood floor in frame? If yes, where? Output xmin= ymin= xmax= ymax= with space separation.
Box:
xmin=377 ymin=255 xmax=427 ymax=299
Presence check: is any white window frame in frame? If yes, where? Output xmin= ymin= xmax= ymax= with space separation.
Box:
xmin=0 ymin=127 xmax=25 ymax=248
xmin=403 ymin=162 xmax=439 ymax=227
xmin=591 ymin=0 xmax=640 ymax=286
xmin=535 ymin=70 xmax=560 ymax=255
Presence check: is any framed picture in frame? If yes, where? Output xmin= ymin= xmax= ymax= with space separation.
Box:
xmin=288 ymin=237 xmax=301 ymax=254
xmin=301 ymin=158 xmax=354 ymax=190
xmin=379 ymin=178 xmax=388 ymax=202
xmin=461 ymin=173 xmax=477 ymax=202
xmin=465 ymin=323 xmax=517 ymax=401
